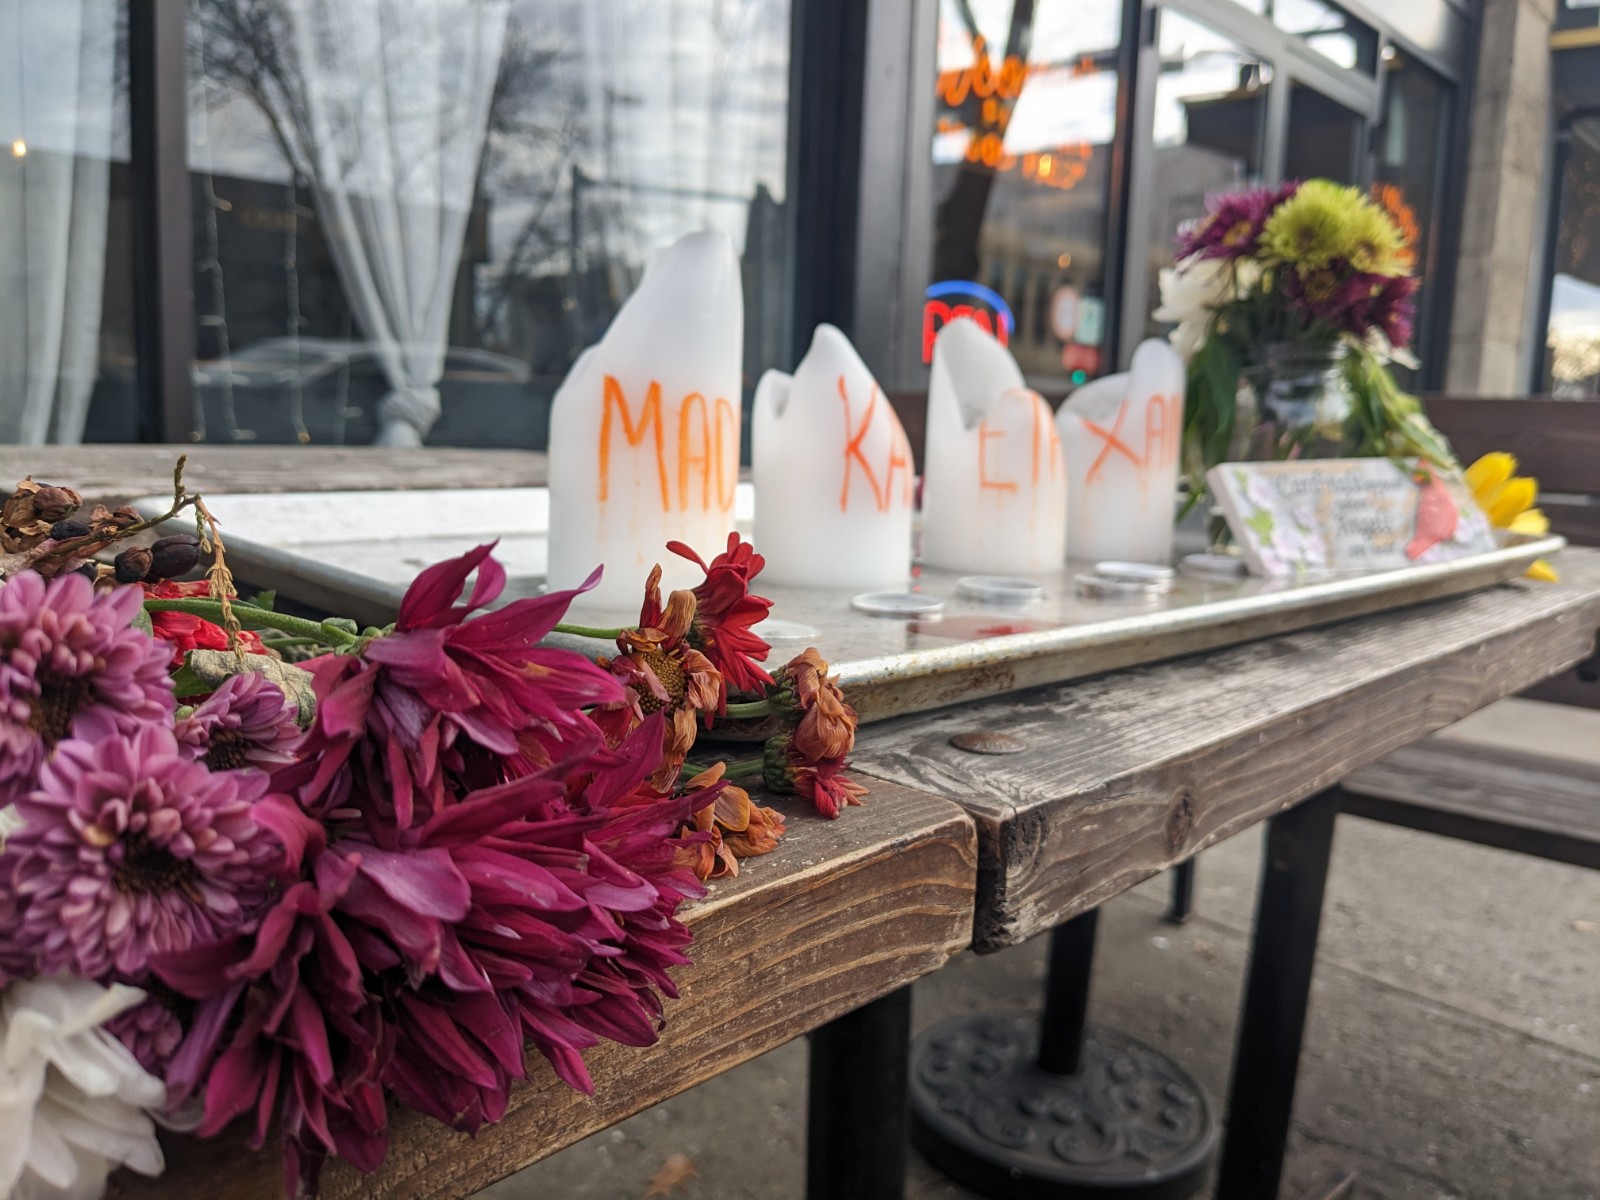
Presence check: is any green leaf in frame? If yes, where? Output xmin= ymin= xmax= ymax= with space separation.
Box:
xmin=175 ymin=649 xmax=318 ymax=726
xmin=241 ymin=590 xmax=277 ymax=612
xmin=321 ymin=617 xmax=359 ymax=637
xmin=131 ymin=605 xmax=154 ymax=637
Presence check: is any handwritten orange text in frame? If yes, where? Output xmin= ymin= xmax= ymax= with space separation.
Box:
xmin=599 ymin=374 xmax=734 ymax=512
xmin=838 ymin=376 xmax=912 ymax=514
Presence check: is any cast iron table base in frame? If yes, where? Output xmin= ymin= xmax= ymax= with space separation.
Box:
xmin=909 ymin=910 xmax=1218 ymax=1199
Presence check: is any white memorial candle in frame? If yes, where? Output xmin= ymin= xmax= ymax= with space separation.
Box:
xmin=1057 ymin=339 xmax=1184 ymax=565
xmin=547 ymin=231 xmax=743 ymax=608
xmin=753 ymin=324 xmax=914 ymax=589
xmin=921 ymin=320 xmax=1068 ymax=576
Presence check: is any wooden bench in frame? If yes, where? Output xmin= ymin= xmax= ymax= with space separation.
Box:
xmin=109 ymin=780 xmax=978 ymax=1200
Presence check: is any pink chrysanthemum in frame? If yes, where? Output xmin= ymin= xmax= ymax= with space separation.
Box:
xmin=0 ymin=571 xmax=172 ymax=806
xmin=5 ymin=725 xmax=282 ymax=980
xmin=174 ymin=671 xmax=303 ymax=772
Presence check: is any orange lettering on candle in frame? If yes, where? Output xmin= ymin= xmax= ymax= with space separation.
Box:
xmin=714 ymin=396 xmax=738 ymax=510
xmin=1145 ymin=394 xmax=1176 ymax=473
xmin=1021 ymin=389 xmax=1060 ymax=486
xmin=599 ymin=375 xmax=668 ymax=508
xmin=677 ymin=392 xmax=712 ymax=511
xmin=839 ymin=376 xmax=887 ymax=513
xmin=1083 ymin=402 xmax=1140 ymax=485
xmin=979 ymin=423 xmax=1016 ymax=491
xmin=885 ymin=425 xmax=913 ymax=510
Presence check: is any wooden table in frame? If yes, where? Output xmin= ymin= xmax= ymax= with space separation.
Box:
xmin=848 ymin=548 xmax=1600 ymax=1199
xmin=111 ymin=782 xmax=977 ymax=1200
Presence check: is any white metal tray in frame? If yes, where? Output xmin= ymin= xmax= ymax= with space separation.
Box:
xmin=139 ymin=487 xmax=1565 ymax=725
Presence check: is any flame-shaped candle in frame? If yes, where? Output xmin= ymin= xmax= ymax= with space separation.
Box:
xmin=1057 ymin=339 xmax=1184 ymax=564
xmin=547 ymin=231 xmax=743 ymax=607
xmin=921 ymin=320 xmax=1067 ymax=575
xmin=752 ymin=324 xmax=914 ymax=588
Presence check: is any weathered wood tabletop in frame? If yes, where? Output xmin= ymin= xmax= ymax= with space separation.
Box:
xmin=851 ymin=548 xmax=1600 ymax=950
xmin=110 ymin=780 xmax=976 ymax=1200
xmin=0 ymin=446 xmax=550 ymax=507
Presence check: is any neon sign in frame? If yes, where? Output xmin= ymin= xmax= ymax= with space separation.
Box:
xmin=923 ymin=282 xmax=1014 ymax=364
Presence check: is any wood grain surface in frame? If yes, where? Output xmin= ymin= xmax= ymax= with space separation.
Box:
xmin=0 ymin=446 xmax=550 ymax=507
xmin=108 ymin=780 xmax=975 ymax=1200
xmin=852 ymin=549 xmax=1600 ymax=950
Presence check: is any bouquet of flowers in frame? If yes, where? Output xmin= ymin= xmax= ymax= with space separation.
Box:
xmin=1155 ymin=179 xmax=1456 ymax=507
xmin=0 ymin=459 xmax=862 ymax=1200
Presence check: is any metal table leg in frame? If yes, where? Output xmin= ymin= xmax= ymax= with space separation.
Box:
xmin=909 ymin=908 xmax=1218 ymax=1198
xmin=807 ymin=985 xmax=912 ymax=1200
xmin=1216 ymin=789 xmax=1340 ymax=1200
xmin=1165 ymin=859 xmax=1197 ymax=925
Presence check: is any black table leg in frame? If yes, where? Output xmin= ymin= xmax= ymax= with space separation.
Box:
xmin=807 ymin=985 xmax=912 ymax=1200
xmin=909 ymin=908 xmax=1217 ymax=1198
xmin=1217 ymin=789 xmax=1340 ymax=1200
xmin=1165 ymin=858 xmax=1197 ymax=925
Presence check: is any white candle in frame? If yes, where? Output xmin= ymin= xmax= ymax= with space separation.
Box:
xmin=1057 ymin=339 xmax=1184 ymax=565
xmin=753 ymin=324 xmax=914 ymax=589
xmin=921 ymin=320 xmax=1068 ymax=576
xmin=547 ymin=232 xmax=743 ymax=608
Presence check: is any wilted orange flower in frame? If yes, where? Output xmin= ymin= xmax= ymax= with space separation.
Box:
xmin=768 ymin=648 xmax=857 ymax=761
xmin=665 ymin=763 xmax=787 ymax=881
xmin=763 ymin=731 xmax=868 ymax=819
xmin=595 ymin=566 xmax=722 ymax=790
xmin=668 ymin=533 xmax=775 ymax=709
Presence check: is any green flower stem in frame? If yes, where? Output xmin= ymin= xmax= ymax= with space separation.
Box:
xmin=720 ymin=758 xmax=767 ymax=781
xmin=722 ymin=699 xmax=773 ymax=720
xmin=552 ymin=622 xmax=627 ymax=640
xmin=143 ymin=598 xmax=360 ymax=647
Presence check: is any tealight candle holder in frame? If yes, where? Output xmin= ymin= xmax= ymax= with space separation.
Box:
xmin=753 ymin=324 xmax=914 ymax=589
xmin=1057 ymin=339 xmax=1184 ymax=565
xmin=547 ymin=231 xmax=743 ymax=607
xmin=921 ymin=320 xmax=1067 ymax=576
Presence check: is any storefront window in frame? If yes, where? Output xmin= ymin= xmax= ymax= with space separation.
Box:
xmin=185 ymin=0 xmax=791 ymax=448
xmin=1374 ymin=48 xmax=1452 ymax=386
xmin=1272 ymin=0 xmax=1377 ymax=73
xmin=1544 ymin=115 xmax=1600 ymax=397
xmin=927 ymin=0 xmax=1123 ymax=390
xmin=1140 ymin=9 xmax=1270 ymax=344
xmin=0 ymin=0 xmax=137 ymax=444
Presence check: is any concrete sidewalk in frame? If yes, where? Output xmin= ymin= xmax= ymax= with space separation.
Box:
xmin=483 ymin=703 xmax=1600 ymax=1200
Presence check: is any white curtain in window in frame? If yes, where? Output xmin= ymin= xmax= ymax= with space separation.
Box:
xmin=0 ymin=0 xmax=115 ymax=444
xmin=281 ymin=0 xmax=509 ymax=446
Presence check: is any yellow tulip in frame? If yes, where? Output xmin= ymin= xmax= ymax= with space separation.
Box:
xmin=1463 ymin=452 xmax=1557 ymax=582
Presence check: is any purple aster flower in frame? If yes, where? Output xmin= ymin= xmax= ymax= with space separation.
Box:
xmin=5 ymin=725 xmax=282 ymax=980
xmin=107 ymin=990 xmax=188 ymax=1076
xmin=0 ymin=571 xmax=172 ymax=807
xmin=1178 ymin=183 xmax=1299 ymax=263
xmin=175 ymin=672 xmax=303 ymax=773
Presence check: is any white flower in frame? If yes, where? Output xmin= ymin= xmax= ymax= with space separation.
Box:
xmin=0 ymin=805 xmax=22 ymax=852
xmin=1 ymin=977 xmax=166 ymax=1200
xmin=1359 ymin=326 xmax=1420 ymax=370
xmin=1154 ymin=259 xmax=1260 ymax=362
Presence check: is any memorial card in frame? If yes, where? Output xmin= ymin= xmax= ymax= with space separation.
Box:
xmin=1207 ymin=459 xmax=1498 ymax=577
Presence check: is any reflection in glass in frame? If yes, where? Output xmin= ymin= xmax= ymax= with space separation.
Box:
xmin=1283 ymin=84 xmax=1361 ymax=183
xmin=1545 ymin=117 xmax=1600 ymax=396
xmin=1374 ymin=49 xmax=1451 ymax=384
xmin=1272 ymin=0 xmax=1377 ymax=73
xmin=928 ymin=0 xmax=1122 ymax=390
xmin=186 ymin=0 xmax=791 ymax=448
xmin=1142 ymin=10 xmax=1269 ymax=342
xmin=0 ymin=0 xmax=135 ymax=443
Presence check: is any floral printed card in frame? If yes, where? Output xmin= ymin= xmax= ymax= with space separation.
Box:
xmin=1207 ymin=459 xmax=1498 ymax=577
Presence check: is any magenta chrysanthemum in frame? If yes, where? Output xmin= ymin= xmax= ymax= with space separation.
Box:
xmin=0 ymin=571 xmax=172 ymax=806
xmin=276 ymin=542 xmax=625 ymax=835
xmin=4 ymin=725 xmax=282 ymax=980
xmin=175 ymin=671 xmax=303 ymax=772
xmin=1178 ymin=182 xmax=1299 ymax=262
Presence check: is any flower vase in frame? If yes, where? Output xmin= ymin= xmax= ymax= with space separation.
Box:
xmin=1233 ymin=344 xmax=1353 ymax=463
xmin=1206 ymin=344 xmax=1354 ymax=548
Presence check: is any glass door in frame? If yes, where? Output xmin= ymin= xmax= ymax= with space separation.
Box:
xmin=1120 ymin=0 xmax=1382 ymax=363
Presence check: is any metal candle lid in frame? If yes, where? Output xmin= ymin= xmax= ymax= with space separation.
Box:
xmin=956 ymin=575 xmax=1047 ymax=605
xmin=851 ymin=591 xmax=946 ymax=618
xmin=1093 ymin=561 xmax=1175 ymax=587
xmin=1074 ymin=572 xmax=1162 ymax=601
xmin=1178 ymin=553 xmax=1248 ymax=581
